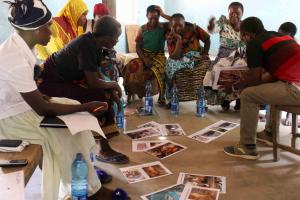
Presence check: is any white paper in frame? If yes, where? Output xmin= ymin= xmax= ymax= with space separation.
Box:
xmin=177 ymin=172 xmax=226 ymax=194
xmin=120 ymin=161 xmax=172 ymax=184
xmin=137 ymin=121 xmax=164 ymax=134
xmin=146 ymin=141 xmax=187 ymax=159
xmin=132 ymin=140 xmax=164 ymax=152
xmin=180 ymin=183 xmax=220 ymax=200
xmin=0 ymin=171 xmax=25 ymax=200
xmin=58 ymin=112 xmax=106 ymax=138
xmin=189 ymin=121 xmax=239 ymax=143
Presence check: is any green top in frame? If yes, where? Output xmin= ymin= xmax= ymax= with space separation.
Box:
xmin=142 ymin=25 xmax=166 ymax=53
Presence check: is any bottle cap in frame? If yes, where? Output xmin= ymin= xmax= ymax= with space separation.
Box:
xmin=76 ymin=153 xmax=83 ymax=160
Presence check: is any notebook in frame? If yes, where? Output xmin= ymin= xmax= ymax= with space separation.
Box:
xmin=40 ymin=117 xmax=67 ymax=128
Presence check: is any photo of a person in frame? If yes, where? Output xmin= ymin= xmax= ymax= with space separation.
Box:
xmin=143 ymin=164 xmax=168 ymax=178
xmin=201 ymin=130 xmax=222 ymax=137
xmin=125 ymin=128 xmax=161 ymax=140
xmin=123 ymin=169 xmax=146 ymax=183
xmin=182 ymin=174 xmax=224 ymax=193
xmin=188 ymin=187 xmax=219 ymax=200
xmin=147 ymin=142 xmax=185 ymax=159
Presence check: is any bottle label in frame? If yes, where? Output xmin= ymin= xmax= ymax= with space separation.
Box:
xmin=116 ymin=115 xmax=124 ymax=128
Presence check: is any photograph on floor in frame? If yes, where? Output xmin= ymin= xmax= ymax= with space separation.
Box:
xmin=132 ymin=140 xmax=164 ymax=152
xmin=141 ymin=184 xmax=185 ymax=200
xmin=146 ymin=141 xmax=187 ymax=159
xmin=162 ymin=123 xmax=186 ymax=136
xmin=124 ymin=127 xmax=161 ymax=140
xmin=180 ymin=184 xmax=220 ymax=200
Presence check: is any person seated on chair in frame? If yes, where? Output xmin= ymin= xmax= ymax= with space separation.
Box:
xmin=165 ymin=13 xmax=210 ymax=106
xmin=35 ymin=0 xmax=89 ymax=61
xmin=123 ymin=5 xmax=170 ymax=105
xmin=257 ymin=22 xmax=299 ymax=145
xmin=222 ymin=17 xmax=300 ymax=160
xmin=207 ymin=2 xmax=245 ymax=111
xmin=37 ymin=16 xmax=129 ymax=165
xmin=0 ymin=1 xmax=129 ymax=199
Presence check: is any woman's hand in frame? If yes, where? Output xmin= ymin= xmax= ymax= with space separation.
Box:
xmin=85 ymin=101 xmax=108 ymax=116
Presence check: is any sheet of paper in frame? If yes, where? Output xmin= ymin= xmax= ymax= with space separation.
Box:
xmin=189 ymin=121 xmax=239 ymax=143
xmin=177 ymin=172 xmax=226 ymax=194
xmin=180 ymin=184 xmax=220 ymax=200
xmin=120 ymin=161 xmax=172 ymax=184
xmin=0 ymin=171 xmax=25 ymax=200
xmin=161 ymin=123 xmax=186 ymax=136
xmin=124 ymin=127 xmax=161 ymax=140
xmin=58 ymin=112 xmax=106 ymax=138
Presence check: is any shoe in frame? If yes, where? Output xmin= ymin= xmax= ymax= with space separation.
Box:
xmin=257 ymin=130 xmax=273 ymax=146
xmin=95 ymin=168 xmax=113 ymax=184
xmin=224 ymin=143 xmax=259 ymax=160
xmin=221 ymin=100 xmax=230 ymax=111
xmin=96 ymin=153 xmax=129 ymax=164
xmin=234 ymin=99 xmax=240 ymax=111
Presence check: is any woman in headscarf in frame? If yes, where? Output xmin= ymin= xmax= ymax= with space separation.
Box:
xmin=85 ymin=3 xmax=110 ymax=33
xmin=0 ymin=1 xmax=130 ymax=199
xmin=205 ymin=2 xmax=246 ymax=111
xmin=35 ymin=0 xmax=88 ymax=60
xmin=165 ymin=13 xmax=211 ymax=104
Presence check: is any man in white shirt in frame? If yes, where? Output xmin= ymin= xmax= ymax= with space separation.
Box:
xmin=0 ymin=0 xmax=127 ymax=199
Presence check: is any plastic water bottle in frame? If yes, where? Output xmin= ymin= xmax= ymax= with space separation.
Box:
xmin=145 ymin=80 xmax=153 ymax=114
xmin=171 ymin=81 xmax=179 ymax=115
xmin=116 ymin=98 xmax=125 ymax=129
xmin=71 ymin=153 xmax=88 ymax=200
xmin=196 ymin=86 xmax=206 ymax=118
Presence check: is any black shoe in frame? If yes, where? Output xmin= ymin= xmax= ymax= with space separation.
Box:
xmin=221 ymin=100 xmax=230 ymax=111
xmin=234 ymin=99 xmax=240 ymax=111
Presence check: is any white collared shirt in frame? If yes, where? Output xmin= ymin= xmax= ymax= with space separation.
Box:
xmin=0 ymin=32 xmax=37 ymax=119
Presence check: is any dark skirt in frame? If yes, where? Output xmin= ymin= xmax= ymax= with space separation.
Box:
xmin=38 ymin=58 xmax=115 ymax=124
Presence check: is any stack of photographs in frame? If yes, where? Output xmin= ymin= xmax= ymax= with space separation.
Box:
xmin=120 ymin=161 xmax=172 ymax=184
xmin=188 ymin=120 xmax=239 ymax=143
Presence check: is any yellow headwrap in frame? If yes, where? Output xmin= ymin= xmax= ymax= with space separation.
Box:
xmin=57 ymin=0 xmax=88 ymax=35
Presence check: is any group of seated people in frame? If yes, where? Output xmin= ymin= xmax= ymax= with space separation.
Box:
xmin=0 ymin=0 xmax=300 ymax=199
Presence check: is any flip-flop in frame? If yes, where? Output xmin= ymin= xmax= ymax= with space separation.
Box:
xmin=95 ymin=168 xmax=113 ymax=184
xmin=112 ymin=188 xmax=131 ymax=200
xmin=95 ymin=153 xmax=129 ymax=164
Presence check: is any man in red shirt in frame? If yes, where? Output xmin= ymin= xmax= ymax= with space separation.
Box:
xmin=223 ymin=17 xmax=300 ymax=160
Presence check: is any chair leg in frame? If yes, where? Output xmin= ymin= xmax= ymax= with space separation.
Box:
xmin=271 ymin=106 xmax=280 ymax=161
xmin=291 ymin=114 xmax=297 ymax=148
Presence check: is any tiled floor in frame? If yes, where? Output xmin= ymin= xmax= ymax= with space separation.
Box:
xmin=25 ymin=100 xmax=300 ymax=199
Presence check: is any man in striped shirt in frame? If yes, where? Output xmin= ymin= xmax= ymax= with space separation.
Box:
xmin=223 ymin=17 xmax=300 ymax=160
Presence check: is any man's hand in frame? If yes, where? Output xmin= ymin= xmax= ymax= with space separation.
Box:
xmin=85 ymin=101 xmax=108 ymax=116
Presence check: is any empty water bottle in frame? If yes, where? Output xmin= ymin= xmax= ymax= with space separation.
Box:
xmin=116 ymin=98 xmax=125 ymax=129
xmin=145 ymin=80 xmax=153 ymax=114
xmin=196 ymin=86 xmax=206 ymax=118
xmin=171 ymin=81 xmax=179 ymax=115
xmin=71 ymin=153 xmax=88 ymax=200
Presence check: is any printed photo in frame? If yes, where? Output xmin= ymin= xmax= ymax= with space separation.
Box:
xmin=180 ymin=185 xmax=220 ymax=200
xmin=141 ymin=184 xmax=185 ymax=200
xmin=177 ymin=173 xmax=226 ymax=193
xmin=201 ymin=130 xmax=222 ymax=138
xmin=209 ymin=120 xmax=239 ymax=131
xmin=137 ymin=121 xmax=164 ymax=134
xmin=142 ymin=164 xmax=170 ymax=178
xmin=132 ymin=140 xmax=163 ymax=152
xmin=121 ymin=168 xmax=146 ymax=183
xmin=124 ymin=127 xmax=161 ymax=140
xmin=162 ymin=124 xmax=186 ymax=136
xmin=146 ymin=141 xmax=187 ymax=159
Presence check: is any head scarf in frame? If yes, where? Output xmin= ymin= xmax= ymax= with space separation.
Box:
xmin=57 ymin=0 xmax=88 ymax=34
xmin=93 ymin=3 xmax=110 ymax=16
xmin=6 ymin=0 xmax=52 ymax=30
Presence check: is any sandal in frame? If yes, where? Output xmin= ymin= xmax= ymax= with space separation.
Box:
xmin=95 ymin=168 xmax=113 ymax=184
xmin=95 ymin=153 xmax=129 ymax=164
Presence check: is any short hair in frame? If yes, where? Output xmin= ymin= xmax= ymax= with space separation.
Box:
xmin=279 ymin=22 xmax=297 ymax=37
xmin=171 ymin=13 xmax=185 ymax=20
xmin=146 ymin=5 xmax=160 ymax=16
xmin=240 ymin=17 xmax=265 ymax=35
xmin=228 ymin=2 xmax=244 ymax=13
xmin=92 ymin=16 xmax=121 ymax=37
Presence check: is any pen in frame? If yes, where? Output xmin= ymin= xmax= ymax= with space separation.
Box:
xmin=93 ymin=106 xmax=104 ymax=112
